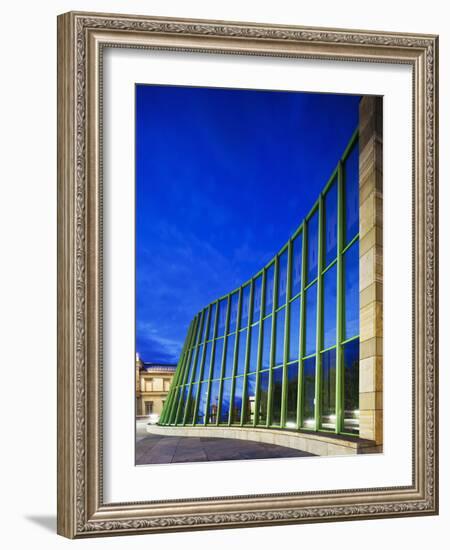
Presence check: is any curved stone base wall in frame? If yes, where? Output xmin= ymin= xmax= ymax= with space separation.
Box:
xmin=148 ymin=425 xmax=380 ymax=456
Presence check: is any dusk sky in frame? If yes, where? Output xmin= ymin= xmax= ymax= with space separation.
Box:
xmin=136 ymin=85 xmax=360 ymax=363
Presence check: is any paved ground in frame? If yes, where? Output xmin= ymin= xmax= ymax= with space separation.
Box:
xmin=136 ymin=430 xmax=315 ymax=465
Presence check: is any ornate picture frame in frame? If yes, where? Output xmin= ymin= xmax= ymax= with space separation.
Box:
xmin=57 ymin=11 xmax=438 ymax=538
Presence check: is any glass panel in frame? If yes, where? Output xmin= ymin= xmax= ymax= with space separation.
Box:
xmin=220 ymin=379 xmax=232 ymax=423
xmin=202 ymin=343 xmax=212 ymax=380
xmin=228 ymin=292 xmax=239 ymax=333
xmin=286 ymin=363 xmax=299 ymax=427
xmin=185 ymin=383 xmax=198 ymax=424
xmin=243 ymin=373 xmax=256 ymax=424
xmin=257 ymin=370 xmax=270 ymax=425
xmin=264 ymin=264 xmax=275 ymax=314
xmin=217 ymin=299 xmax=227 ymax=337
xmin=236 ymin=329 xmax=248 ymax=375
xmin=323 ymin=264 xmax=337 ymax=349
xmin=324 ymin=179 xmax=338 ymax=265
xmin=206 ymin=303 xmax=217 ymax=340
xmin=344 ymin=241 xmax=360 ymax=339
xmin=343 ymin=339 xmax=360 ymax=434
xmin=211 ymin=338 xmax=224 ymax=379
xmin=261 ymin=316 xmax=272 ymax=369
xmin=305 ymin=284 xmax=317 ymax=356
xmin=200 ymin=309 xmax=208 ymax=342
xmin=193 ymin=344 xmax=203 ymax=382
xmin=302 ymin=357 xmax=316 ymax=429
xmin=224 ymin=334 xmax=236 ymax=378
xmin=344 ymin=143 xmax=359 ymax=244
xmin=196 ymin=382 xmax=208 ymax=424
xmin=240 ymin=285 xmax=250 ymax=328
xmin=248 ymin=324 xmax=259 ymax=373
xmin=277 ymin=250 xmax=288 ymax=307
xmin=271 ymin=367 xmax=283 ymax=426
xmin=252 ymin=275 xmax=262 ymax=322
xmin=320 ymin=349 xmax=336 ymax=430
xmin=274 ymin=308 xmax=286 ymax=366
xmin=232 ymin=376 xmax=244 ymax=423
xmin=288 ymin=298 xmax=300 ymax=362
xmin=177 ymin=386 xmax=189 ymax=423
xmin=291 ymin=233 xmax=302 ymax=297
xmin=207 ymin=379 xmax=220 ymax=424
xmin=307 ymin=210 xmax=319 ymax=283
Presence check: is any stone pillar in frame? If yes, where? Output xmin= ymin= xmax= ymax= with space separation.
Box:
xmin=359 ymin=96 xmax=383 ymax=446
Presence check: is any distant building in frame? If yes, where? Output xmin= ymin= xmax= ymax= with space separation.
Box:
xmin=136 ymin=353 xmax=177 ymax=419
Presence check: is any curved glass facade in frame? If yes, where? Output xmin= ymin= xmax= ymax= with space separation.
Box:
xmin=160 ymin=130 xmax=360 ymax=437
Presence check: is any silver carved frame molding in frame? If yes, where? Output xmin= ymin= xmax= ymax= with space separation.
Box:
xmin=57 ymin=11 xmax=439 ymax=539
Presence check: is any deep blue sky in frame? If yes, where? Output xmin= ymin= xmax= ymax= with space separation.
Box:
xmin=136 ymin=85 xmax=360 ymax=363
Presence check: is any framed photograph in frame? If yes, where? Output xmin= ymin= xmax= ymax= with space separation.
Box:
xmin=57 ymin=11 xmax=439 ymax=538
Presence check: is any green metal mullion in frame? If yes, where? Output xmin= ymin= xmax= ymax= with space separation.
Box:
xmin=253 ymin=269 xmax=266 ymax=427
xmin=280 ymin=240 xmax=292 ymax=427
xmin=228 ymin=288 xmax=242 ymax=426
xmin=341 ymin=335 xmax=359 ymax=346
xmin=304 ymin=277 xmax=319 ymax=291
xmin=216 ymin=296 xmax=231 ymax=426
xmin=320 ymin=343 xmax=338 ymax=354
xmin=321 ymin=257 xmax=337 ymax=276
xmin=204 ymin=304 xmax=219 ymax=426
xmin=297 ymin=222 xmax=307 ymax=429
xmin=335 ymin=160 xmax=345 ymax=434
xmin=342 ymin=233 xmax=359 ymax=255
xmin=165 ymin=320 xmax=191 ymax=424
xmin=240 ymin=280 xmax=254 ymax=425
xmin=182 ymin=311 xmax=204 ymax=425
xmin=266 ymin=256 xmax=278 ymax=427
xmin=173 ymin=317 xmax=197 ymax=424
xmin=192 ymin=307 xmax=211 ymax=425
xmin=314 ymin=197 xmax=325 ymax=431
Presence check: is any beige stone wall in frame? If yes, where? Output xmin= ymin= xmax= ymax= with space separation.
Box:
xmin=359 ymin=96 xmax=383 ymax=445
xmin=136 ymin=369 xmax=174 ymax=417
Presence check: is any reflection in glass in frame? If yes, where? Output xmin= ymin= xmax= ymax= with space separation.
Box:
xmin=320 ymin=349 xmax=336 ymax=430
xmin=253 ymin=275 xmax=262 ymax=322
xmin=208 ymin=379 xmax=220 ymax=424
xmin=206 ymin=302 xmax=217 ymax=340
xmin=202 ymin=343 xmax=212 ymax=380
xmin=305 ymin=284 xmax=317 ymax=356
xmin=236 ymin=329 xmax=248 ymax=375
xmin=243 ymin=373 xmax=256 ymax=424
xmin=291 ymin=233 xmax=302 ymax=297
xmin=344 ymin=241 xmax=359 ymax=339
xmin=217 ymin=299 xmax=227 ymax=337
xmin=224 ymin=334 xmax=236 ymax=378
xmin=286 ymin=363 xmax=299 ymax=426
xmin=176 ymin=386 xmax=189 ymax=423
xmin=257 ymin=370 xmax=269 ymax=425
xmin=271 ymin=367 xmax=283 ymax=425
xmin=264 ymin=263 xmax=275 ymax=314
xmin=323 ymin=264 xmax=337 ymax=349
xmin=193 ymin=344 xmax=203 ymax=382
xmin=307 ymin=211 xmax=319 ymax=283
xmin=228 ymin=292 xmax=239 ymax=333
xmin=275 ymin=308 xmax=286 ymax=366
xmin=232 ymin=376 xmax=244 ymax=423
xmin=288 ymin=298 xmax=300 ymax=362
xmin=248 ymin=324 xmax=259 ymax=373
xmin=324 ymin=179 xmax=338 ymax=265
xmin=261 ymin=317 xmax=272 ymax=369
xmin=343 ymin=339 xmax=360 ymax=434
xmin=220 ymin=378 xmax=232 ymax=423
xmin=302 ymin=357 xmax=316 ymax=428
xmin=196 ymin=382 xmax=208 ymax=424
xmin=185 ymin=383 xmax=198 ymax=424
xmin=240 ymin=285 xmax=250 ymax=328
xmin=212 ymin=338 xmax=224 ymax=379
xmin=277 ymin=250 xmax=288 ymax=307
xmin=344 ymin=143 xmax=359 ymax=244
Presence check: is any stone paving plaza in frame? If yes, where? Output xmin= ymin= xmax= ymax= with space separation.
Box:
xmin=136 ymin=431 xmax=315 ymax=465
